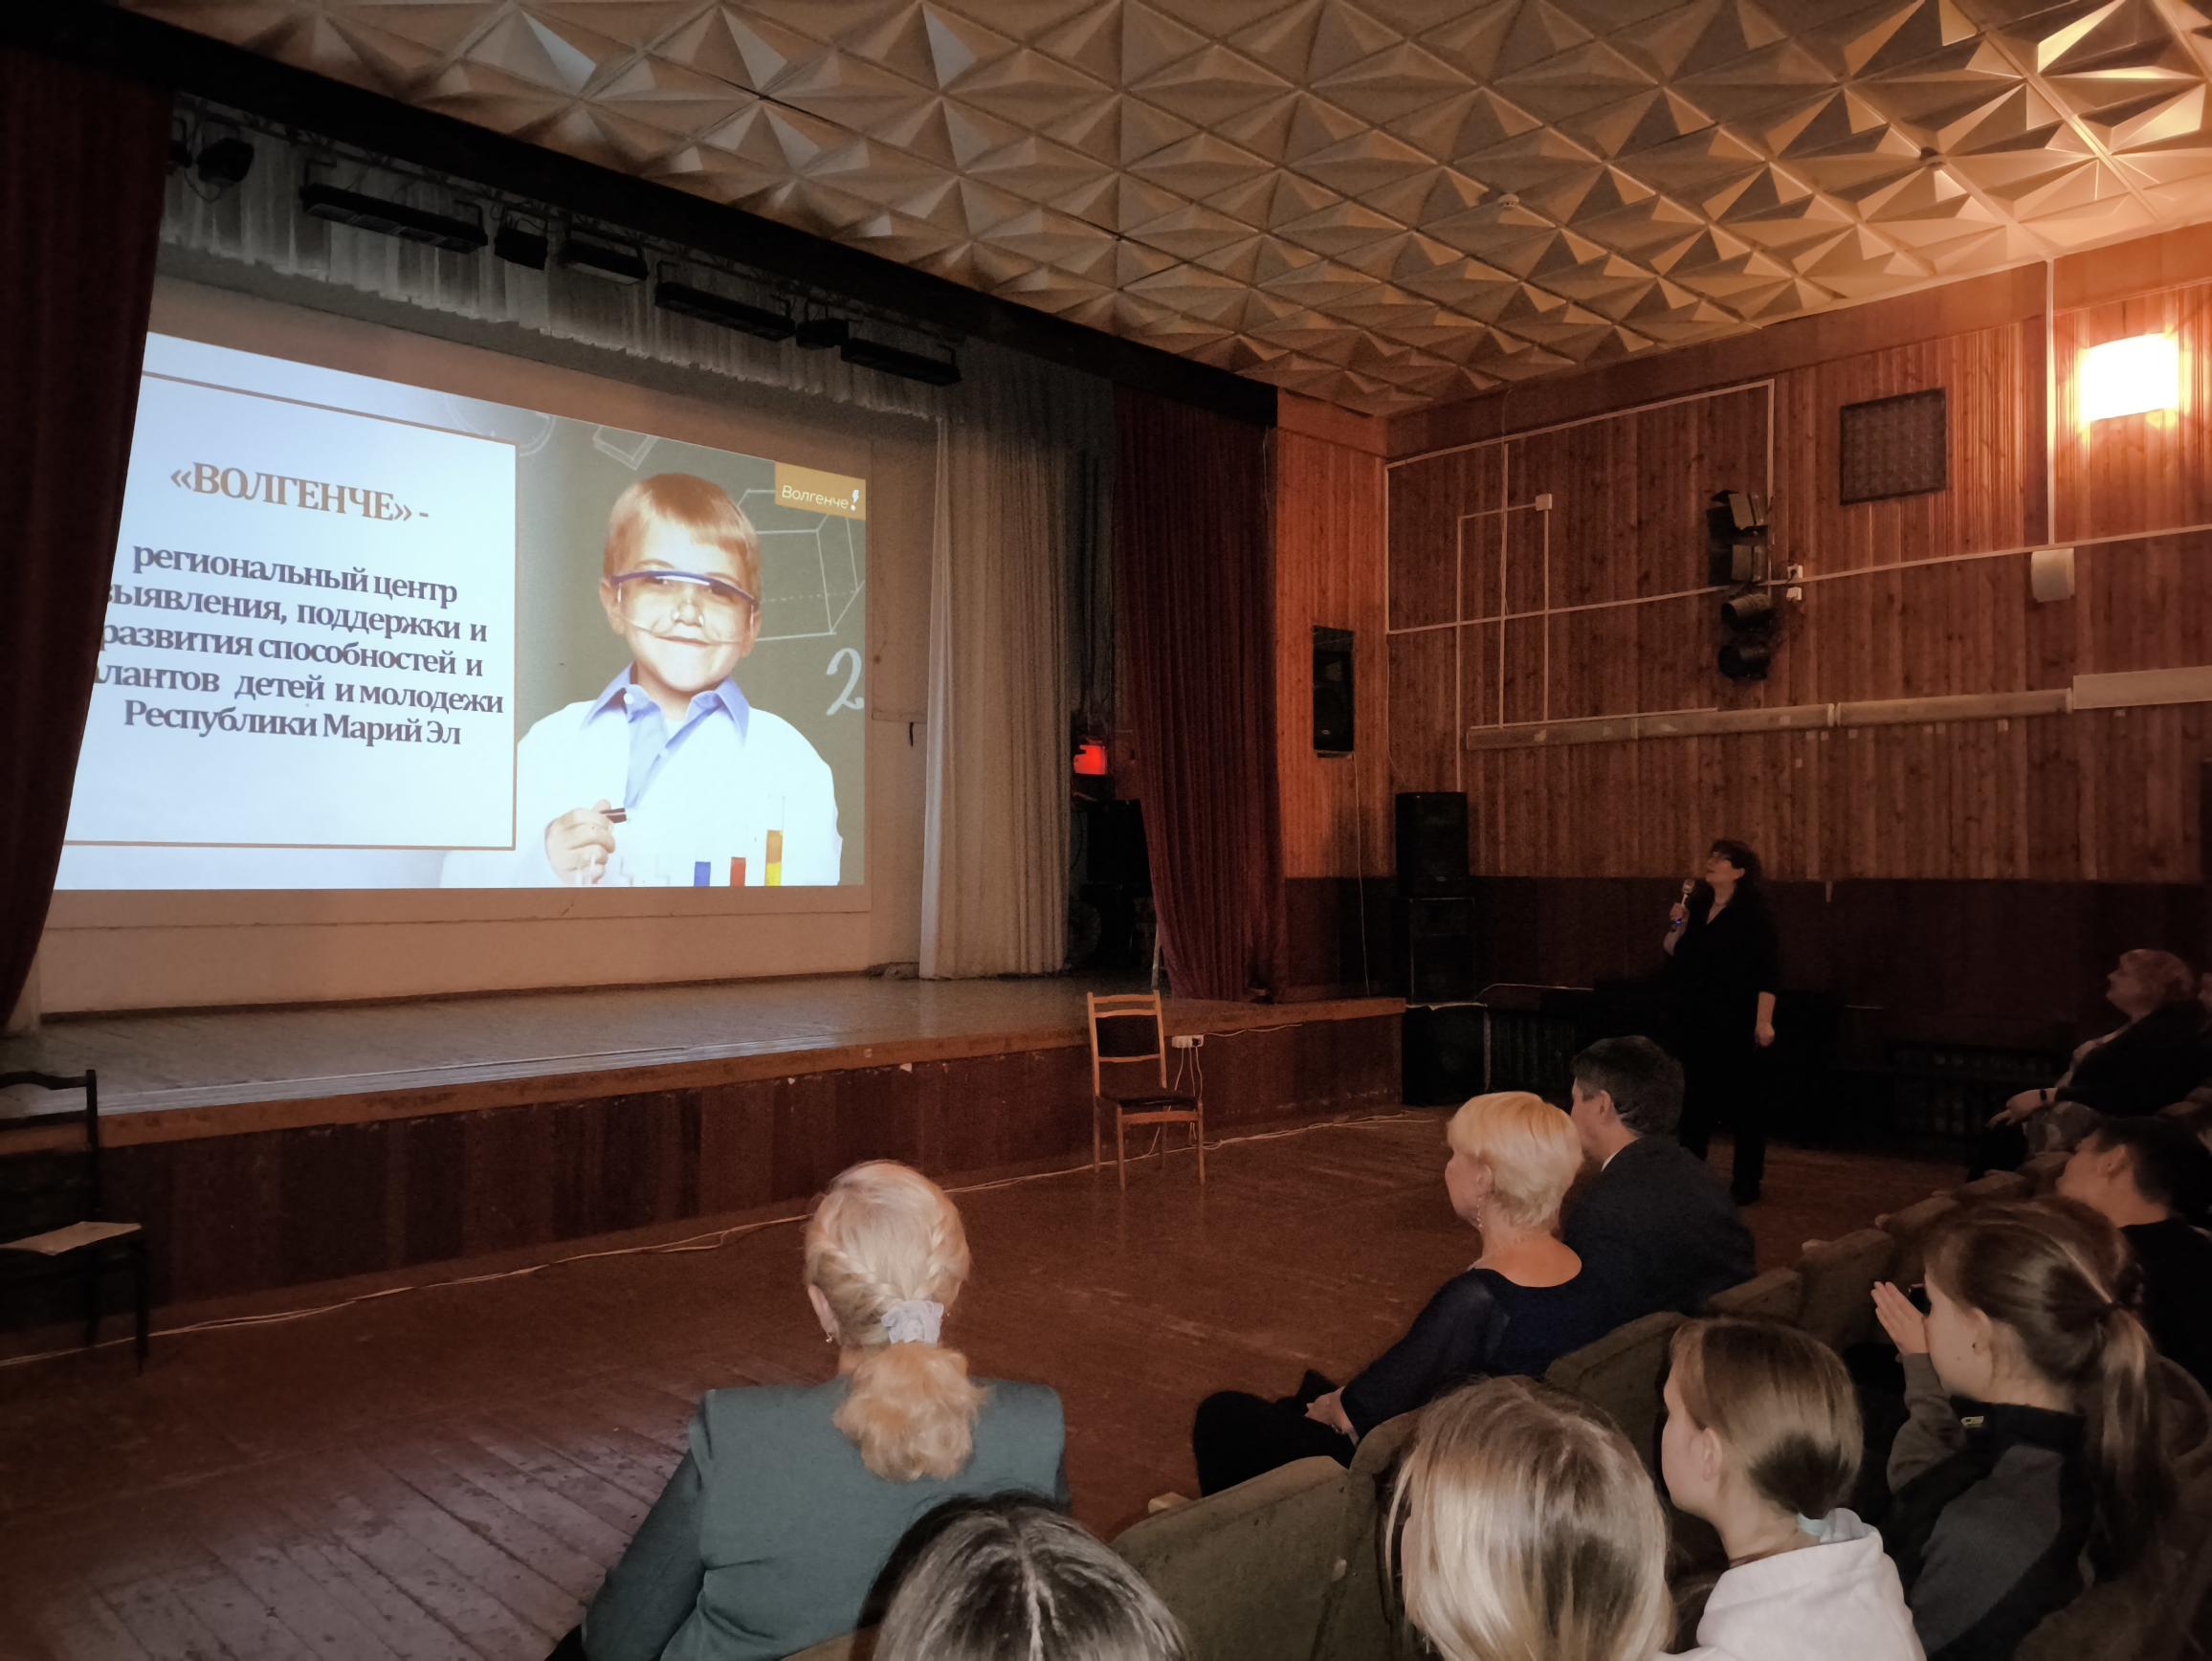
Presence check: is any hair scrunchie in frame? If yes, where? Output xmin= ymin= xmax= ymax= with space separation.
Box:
xmin=882 ymin=1298 xmax=943 ymax=1345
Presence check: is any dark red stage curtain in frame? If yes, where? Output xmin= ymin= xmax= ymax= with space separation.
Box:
xmin=1115 ymin=389 xmax=1281 ymax=1002
xmin=0 ymin=47 xmax=170 ymax=1018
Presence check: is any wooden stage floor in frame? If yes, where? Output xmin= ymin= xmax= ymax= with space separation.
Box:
xmin=2 ymin=975 xmax=1192 ymax=1119
xmin=0 ymin=1115 xmax=1953 ymax=1661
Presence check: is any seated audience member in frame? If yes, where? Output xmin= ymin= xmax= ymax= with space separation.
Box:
xmin=1984 ymin=949 xmax=2207 ymax=1163
xmin=2057 ymin=1115 xmax=2212 ymax=1388
xmin=1661 ymin=1318 xmax=1921 ymax=1661
xmin=874 ymin=1496 xmax=1186 ymax=1661
xmin=1190 ymin=1091 xmax=1609 ymax=1495
xmin=1870 ymin=1199 xmax=2172 ymax=1661
xmin=1562 ymin=1036 xmax=1757 ymax=1329
xmin=1390 ymin=1376 xmax=1673 ymax=1661
xmin=2166 ymin=1093 xmax=2212 ymax=1153
xmin=576 ymin=1163 xmax=1067 ymax=1661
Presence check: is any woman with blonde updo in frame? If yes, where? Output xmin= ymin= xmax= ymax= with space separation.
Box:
xmin=1192 ymin=1092 xmax=1611 ymax=1494
xmin=1392 ymin=1376 xmax=1672 ymax=1661
xmin=576 ymin=1162 xmax=1066 ymax=1661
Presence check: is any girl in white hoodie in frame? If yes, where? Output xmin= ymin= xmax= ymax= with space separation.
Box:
xmin=1661 ymin=1318 xmax=1923 ymax=1661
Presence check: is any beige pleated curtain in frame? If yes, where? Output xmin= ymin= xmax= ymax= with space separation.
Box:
xmin=920 ymin=347 xmax=1111 ymax=979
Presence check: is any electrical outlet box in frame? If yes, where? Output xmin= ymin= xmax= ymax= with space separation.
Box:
xmin=1170 ymin=1034 xmax=1203 ymax=1050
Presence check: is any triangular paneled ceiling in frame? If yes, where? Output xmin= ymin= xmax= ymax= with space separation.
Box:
xmin=126 ymin=0 xmax=2212 ymax=415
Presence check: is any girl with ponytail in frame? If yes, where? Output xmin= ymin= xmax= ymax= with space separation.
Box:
xmin=577 ymin=1163 xmax=1067 ymax=1661
xmin=1871 ymin=1198 xmax=2171 ymax=1661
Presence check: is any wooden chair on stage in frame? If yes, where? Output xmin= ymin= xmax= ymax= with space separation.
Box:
xmin=1086 ymin=993 xmax=1205 ymax=1189
xmin=0 ymin=1070 xmax=150 ymax=1367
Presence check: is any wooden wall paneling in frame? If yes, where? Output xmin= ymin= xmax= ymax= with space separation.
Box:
xmin=1459 ymin=618 xmax=1499 ymax=739
xmin=1778 ymin=325 xmax=2032 ymax=577
xmin=1498 ymin=448 xmax=1550 ymax=617
xmin=2024 ymin=714 xmax=2082 ymax=878
xmin=1644 ymin=593 xmax=1720 ymax=717
xmin=1501 ymin=615 xmax=1545 ymax=727
xmin=1468 ymin=743 xmax=1533 ymax=876
xmin=1391 ymin=267 xmax=2046 ymax=462
xmin=397 ymin=1110 xmax=468 ymax=1268
xmin=1274 ymin=430 xmax=1389 ymax=879
xmin=695 ymin=1081 xmax=772 ymax=1218
xmin=2072 ymin=532 xmax=2212 ymax=676
xmin=277 ymin=1123 xmax=392 ymax=1288
xmin=1614 ymin=386 xmax=1770 ymax=603
xmin=1511 ymin=422 xmax=1632 ymax=609
xmin=2054 ymin=282 xmax=2212 ymax=544
xmin=1389 ymin=627 xmax=1458 ymax=794
xmin=1549 ymin=602 xmax=1632 ymax=722
xmin=1457 ymin=490 xmax=1510 ymax=628
xmin=1390 ymin=448 xmax=1500 ymax=630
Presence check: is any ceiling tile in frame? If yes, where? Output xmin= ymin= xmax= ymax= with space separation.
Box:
xmin=130 ymin=0 xmax=2212 ymax=414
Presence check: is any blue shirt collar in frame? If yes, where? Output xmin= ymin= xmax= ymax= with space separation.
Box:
xmin=585 ymin=669 xmax=750 ymax=740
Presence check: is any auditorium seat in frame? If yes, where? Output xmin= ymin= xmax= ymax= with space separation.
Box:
xmin=785 ymin=1633 xmax=867 ymax=1660
xmin=1707 ymin=1267 xmax=1804 ymax=1324
xmin=1113 ymin=1455 xmax=1350 ymax=1661
xmin=2018 ymin=1361 xmax=2212 ymax=1661
xmin=1879 ymin=1193 xmax=1959 ymax=1290
xmin=1793 ymin=1229 xmax=1895 ymax=1353
xmin=1954 ymin=1170 xmax=2032 ymax=1205
xmin=1309 ymin=1411 xmax=1423 ymax=1661
xmin=1545 ymin=1311 xmax=1685 ymax=1474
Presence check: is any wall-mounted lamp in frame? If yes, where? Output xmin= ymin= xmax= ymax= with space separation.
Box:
xmin=2080 ymin=332 xmax=2179 ymax=425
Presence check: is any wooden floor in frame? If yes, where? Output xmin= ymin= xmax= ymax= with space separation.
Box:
xmin=0 ymin=1116 xmax=1952 ymax=1661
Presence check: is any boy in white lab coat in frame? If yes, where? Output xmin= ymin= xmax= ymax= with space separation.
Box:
xmin=445 ymin=474 xmax=840 ymax=888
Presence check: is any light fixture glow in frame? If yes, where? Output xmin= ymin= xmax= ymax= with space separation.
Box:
xmin=2080 ymin=333 xmax=2180 ymax=425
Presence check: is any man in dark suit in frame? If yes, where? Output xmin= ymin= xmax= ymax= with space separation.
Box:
xmin=1562 ymin=1035 xmax=1756 ymax=1329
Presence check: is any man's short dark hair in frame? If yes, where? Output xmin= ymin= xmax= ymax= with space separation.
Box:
xmin=2092 ymin=1116 xmax=2212 ymax=1222
xmin=1571 ymin=1036 xmax=1683 ymax=1139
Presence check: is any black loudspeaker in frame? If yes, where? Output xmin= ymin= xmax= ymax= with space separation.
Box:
xmin=1395 ymin=791 xmax=1468 ymax=891
xmin=1404 ymin=895 xmax=1474 ymax=1003
xmin=1313 ymin=626 xmax=1353 ymax=753
xmin=1403 ymin=1002 xmax=1487 ymax=1106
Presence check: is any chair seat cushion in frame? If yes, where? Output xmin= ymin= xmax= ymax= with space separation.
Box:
xmin=1104 ymin=1091 xmax=1200 ymax=1110
xmin=1 ymin=1219 xmax=141 ymax=1256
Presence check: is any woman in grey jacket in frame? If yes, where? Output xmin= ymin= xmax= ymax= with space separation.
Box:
xmin=1870 ymin=1199 xmax=2169 ymax=1661
xmin=578 ymin=1162 xmax=1068 ymax=1661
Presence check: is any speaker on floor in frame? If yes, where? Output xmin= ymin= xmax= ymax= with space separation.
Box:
xmin=1395 ymin=791 xmax=1468 ymax=892
xmin=1403 ymin=894 xmax=1474 ymax=1004
xmin=1403 ymin=1002 xmax=1487 ymax=1107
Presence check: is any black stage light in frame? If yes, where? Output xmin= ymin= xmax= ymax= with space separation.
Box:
xmin=299 ymin=184 xmax=486 ymax=253
xmin=195 ymin=136 xmax=255 ymax=187
xmin=841 ymin=334 xmax=962 ymax=387
xmin=494 ymin=221 xmax=548 ymax=270
xmin=795 ymin=317 xmax=850 ymax=350
xmin=559 ymin=232 xmax=648 ymax=283
xmin=653 ymin=279 xmax=795 ymax=342
xmin=1718 ymin=636 xmax=1773 ymax=680
xmin=1720 ymin=589 xmax=1775 ymax=630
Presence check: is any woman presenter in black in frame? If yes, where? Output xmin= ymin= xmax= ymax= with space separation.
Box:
xmin=1664 ymin=839 xmax=1780 ymax=1205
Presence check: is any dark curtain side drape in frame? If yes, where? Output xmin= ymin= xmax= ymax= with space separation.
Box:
xmin=0 ymin=47 xmax=171 ymax=1018
xmin=1114 ymin=389 xmax=1281 ymax=1003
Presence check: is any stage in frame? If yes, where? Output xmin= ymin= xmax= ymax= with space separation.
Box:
xmin=0 ymin=975 xmax=1403 ymax=1307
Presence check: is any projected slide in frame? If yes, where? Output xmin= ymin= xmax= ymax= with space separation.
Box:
xmin=57 ymin=336 xmax=866 ymax=890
